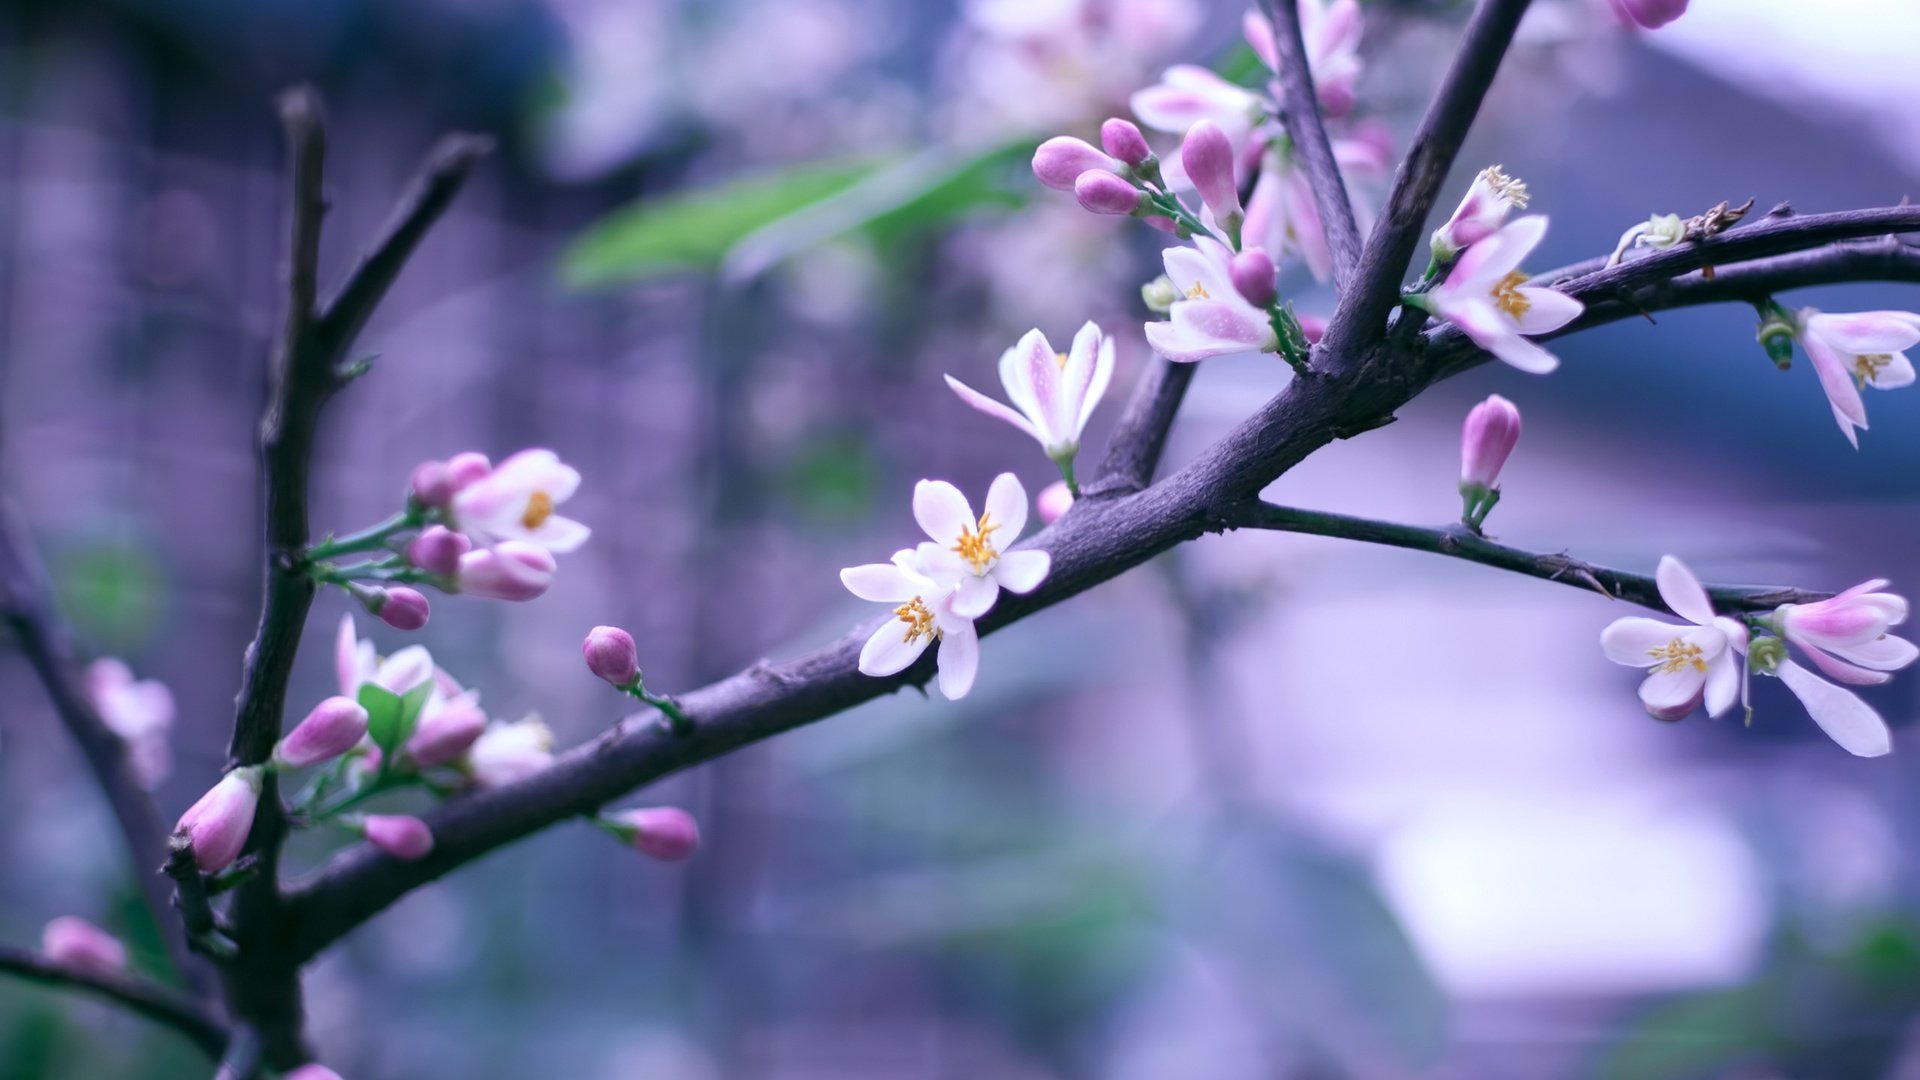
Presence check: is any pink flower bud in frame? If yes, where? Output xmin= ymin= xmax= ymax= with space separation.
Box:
xmin=1180 ymin=121 xmax=1240 ymax=222
xmin=377 ymin=587 xmax=431 ymax=631
xmin=1297 ymin=313 xmax=1329 ymax=344
xmin=606 ymin=807 xmax=701 ymax=862
xmin=456 ymin=542 xmax=556 ymax=602
xmin=41 ymin=916 xmax=127 ymax=975
xmin=1610 ymin=0 xmax=1686 ymax=29
xmin=1032 ymin=136 xmax=1122 ymax=192
xmin=363 ymin=814 xmax=434 ymax=860
xmin=286 ymin=1066 xmax=344 ymax=1080
xmin=1099 ymin=118 xmax=1152 ymax=167
xmin=407 ymin=694 xmax=487 ymax=767
xmin=583 ymin=625 xmax=640 ymax=688
xmin=409 ymin=461 xmax=458 ymax=508
xmin=1459 ymin=394 xmax=1522 ymax=488
xmin=406 ymin=526 xmax=471 ymax=577
xmin=1036 ymin=480 xmax=1074 ymax=525
xmin=176 ymin=767 xmax=263 ymax=872
xmin=1074 ymin=171 xmax=1142 ymax=216
xmin=273 ymin=696 xmax=370 ymax=770
xmin=1228 ymin=249 xmax=1277 ymax=308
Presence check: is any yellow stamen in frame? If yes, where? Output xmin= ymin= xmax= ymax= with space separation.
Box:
xmin=1854 ymin=353 xmax=1893 ymax=389
xmin=1647 ymin=638 xmax=1707 ymax=675
xmin=952 ymin=511 xmax=1001 ymax=575
xmin=1478 ymin=165 xmax=1530 ymax=209
xmin=1054 ymin=351 xmax=1070 ymax=370
xmin=522 ymin=491 xmax=554 ymax=530
xmin=1185 ymin=280 xmax=1210 ymax=300
xmin=1491 ymin=271 xmax=1532 ymax=320
xmin=894 ymin=597 xmax=938 ymax=645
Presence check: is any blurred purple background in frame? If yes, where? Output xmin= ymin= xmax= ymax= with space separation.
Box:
xmin=3 ymin=1 xmax=1920 ymax=1077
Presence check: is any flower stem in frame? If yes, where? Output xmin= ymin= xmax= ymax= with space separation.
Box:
xmin=631 ymin=681 xmax=691 ymax=735
xmin=1056 ymin=456 xmax=1080 ymax=499
xmin=304 ymin=510 xmax=423 ymax=563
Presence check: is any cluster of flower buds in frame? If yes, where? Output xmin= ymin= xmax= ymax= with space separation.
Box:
xmin=1602 ymin=557 xmax=1913 ymax=756
xmin=841 ymin=474 xmax=1052 ymax=700
xmin=300 ymin=448 xmax=589 ymax=632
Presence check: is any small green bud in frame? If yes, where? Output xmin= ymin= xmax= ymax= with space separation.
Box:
xmin=1754 ymin=302 xmax=1799 ymax=371
xmin=1748 ymin=635 xmax=1788 ymax=676
xmin=1142 ymin=275 xmax=1179 ymax=314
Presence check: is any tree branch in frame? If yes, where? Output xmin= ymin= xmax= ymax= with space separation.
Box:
xmin=215 ymin=87 xmax=488 ymax=1070
xmin=0 ymin=504 xmax=206 ymax=992
xmin=1423 ymin=208 xmax=1920 ymax=377
xmin=1089 ymin=356 xmax=1196 ymax=496
xmin=1328 ymin=0 xmax=1534 ymax=354
xmin=0 ymin=946 xmax=227 ymax=1057
xmin=1258 ymin=0 xmax=1362 ymax=291
xmin=281 ymin=202 xmax=1920 ymax=957
xmin=1229 ymin=502 xmax=1829 ymax=612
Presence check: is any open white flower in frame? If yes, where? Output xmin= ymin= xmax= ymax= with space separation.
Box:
xmin=840 ymin=549 xmax=982 ymax=700
xmin=945 ymin=322 xmax=1115 ymax=465
xmin=465 ymin=716 xmax=555 ymax=787
xmin=911 ymin=473 xmax=1052 ymax=618
xmin=1601 ymin=556 xmax=1745 ymax=721
xmin=335 ymin=615 xmax=435 ymax=699
xmin=1775 ymin=579 xmax=1917 ymax=686
xmin=450 ymin=449 xmax=590 ymax=552
xmin=1416 ymin=215 xmax=1582 ymax=374
xmin=1144 ymin=236 xmax=1279 ymax=363
xmin=1128 ymin=65 xmax=1263 ymax=147
xmin=1797 ymin=309 xmax=1920 ymax=448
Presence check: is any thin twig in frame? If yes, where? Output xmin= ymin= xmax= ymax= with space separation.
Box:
xmin=1229 ymin=502 xmax=1829 ymax=612
xmin=1258 ymin=0 xmax=1362 ymax=292
xmin=0 ymin=946 xmax=227 ymax=1057
xmin=0 ymin=503 xmax=206 ymax=993
xmin=1328 ymin=0 xmax=1534 ymax=354
xmin=1089 ymin=356 xmax=1197 ymax=496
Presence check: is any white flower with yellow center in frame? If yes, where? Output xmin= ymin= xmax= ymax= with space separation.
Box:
xmin=1601 ymin=556 xmax=1745 ymax=721
xmin=910 ymin=473 xmax=1051 ymax=619
xmin=1144 ymin=237 xmax=1280 ymax=363
xmin=840 ymin=549 xmax=982 ymax=700
xmin=1796 ymin=308 xmax=1920 ymax=448
xmin=1416 ymin=215 xmax=1582 ymax=374
xmin=450 ymin=449 xmax=590 ymax=552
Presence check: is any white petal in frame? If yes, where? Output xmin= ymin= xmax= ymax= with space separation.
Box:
xmin=1161 ymin=244 xmax=1236 ymax=303
xmin=1829 ymin=633 xmax=1920 ymax=671
xmin=998 ymin=330 xmax=1051 ymax=434
xmin=983 ymin=472 xmax=1028 ymax=543
xmin=1804 ymin=331 xmax=1869 ymax=430
xmin=936 ymin=622 xmax=980 ymax=700
xmin=950 ymin=573 xmax=999 ymax=620
xmin=1487 ymin=333 xmax=1560 ymax=375
xmin=1656 ymin=555 xmax=1717 ymax=627
xmin=1601 ymin=617 xmax=1686 ymax=666
xmin=1807 ymin=311 xmax=1920 ymax=355
xmin=946 ymin=375 xmax=1041 ymax=443
xmin=1512 ymin=287 xmax=1583 ymax=336
xmin=1799 ymin=644 xmax=1892 ymax=686
xmin=1704 ymin=651 xmax=1740 ymax=718
xmin=1872 ymin=351 xmax=1916 ymax=390
xmin=1450 ymin=215 xmax=1546 ymax=293
xmin=913 ymin=480 xmax=975 ymax=544
xmin=526 ymin=515 xmax=591 ymax=554
xmin=1077 ymin=334 xmax=1116 ymax=439
xmin=1776 ymin=660 xmax=1892 ymax=757
xmin=859 ymin=620 xmax=929 ymax=678
xmin=1639 ymin=665 xmax=1707 ymax=714
xmin=1057 ymin=321 xmax=1102 ymax=442
xmin=841 ymin=563 xmax=924 ymax=603
xmin=993 ymin=549 xmax=1051 ymax=594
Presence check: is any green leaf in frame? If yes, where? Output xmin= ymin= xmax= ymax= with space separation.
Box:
xmin=359 ymin=684 xmax=405 ymax=754
xmin=396 ymin=679 xmax=434 ymax=749
xmin=560 ymin=159 xmax=877 ymax=288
